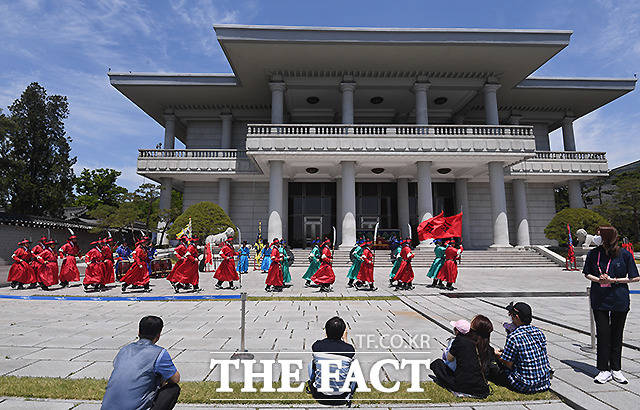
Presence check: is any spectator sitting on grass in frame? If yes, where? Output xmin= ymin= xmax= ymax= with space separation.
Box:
xmin=306 ymin=316 xmax=357 ymax=406
xmin=102 ymin=315 xmax=180 ymax=410
xmin=493 ymin=302 xmax=551 ymax=393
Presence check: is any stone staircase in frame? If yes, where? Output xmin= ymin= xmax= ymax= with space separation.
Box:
xmin=289 ymin=247 xmax=560 ymax=268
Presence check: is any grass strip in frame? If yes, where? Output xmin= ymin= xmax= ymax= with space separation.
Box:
xmin=0 ymin=376 xmax=555 ymax=404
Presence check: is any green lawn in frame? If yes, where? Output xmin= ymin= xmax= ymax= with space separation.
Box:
xmin=0 ymin=376 xmax=555 ymax=405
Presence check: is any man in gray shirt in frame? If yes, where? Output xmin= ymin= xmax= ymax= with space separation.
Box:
xmin=102 ymin=316 xmax=181 ymax=410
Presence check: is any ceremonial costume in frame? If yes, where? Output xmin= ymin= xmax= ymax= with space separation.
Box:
xmin=393 ymin=240 xmax=415 ymax=290
xmin=279 ymin=243 xmax=292 ymax=284
xmin=29 ymin=237 xmax=47 ymax=287
xmin=311 ymin=240 xmax=336 ymax=291
xmin=36 ymin=242 xmax=59 ymax=289
xmin=439 ymin=244 xmax=460 ymax=290
xmin=427 ymin=243 xmax=447 ymax=287
xmin=356 ymin=241 xmax=376 ymax=290
xmin=101 ymin=239 xmax=115 ymax=285
xmin=389 ymin=240 xmax=402 ymax=286
xmin=8 ymin=240 xmax=35 ymax=288
xmin=120 ymin=240 xmax=151 ymax=292
xmin=84 ymin=242 xmax=106 ymax=291
xmin=260 ymin=244 xmax=272 ymax=272
xmin=59 ymin=237 xmax=80 ymax=286
xmin=214 ymin=238 xmax=239 ymax=289
xmin=303 ymin=241 xmax=321 ymax=286
xmin=179 ymin=241 xmax=200 ymax=290
xmin=115 ymin=244 xmax=132 ymax=279
xmin=346 ymin=241 xmax=364 ymax=287
xmin=166 ymin=239 xmax=187 ymax=284
xmin=265 ymin=240 xmax=284 ymax=291
xmin=237 ymin=243 xmax=250 ymax=274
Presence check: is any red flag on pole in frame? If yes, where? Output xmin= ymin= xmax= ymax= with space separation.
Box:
xmin=431 ymin=212 xmax=463 ymax=239
xmin=417 ymin=212 xmax=444 ymax=241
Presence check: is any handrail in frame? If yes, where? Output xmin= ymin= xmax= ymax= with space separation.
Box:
xmin=138 ymin=149 xmax=247 ymax=159
xmin=246 ymin=123 xmax=534 ymax=137
xmin=533 ymin=151 xmax=607 ymax=161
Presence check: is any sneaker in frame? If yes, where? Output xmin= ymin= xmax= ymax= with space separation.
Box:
xmin=612 ymin=370 xmax=628 ymax=384
xmin=594 ymin=370 xmax=612 ymax=384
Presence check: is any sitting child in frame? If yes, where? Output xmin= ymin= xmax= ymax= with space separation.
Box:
xmin=443 ymin=319 xmax=471 ymax=371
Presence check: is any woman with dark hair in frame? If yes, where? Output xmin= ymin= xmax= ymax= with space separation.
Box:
xmin=430 ymin=314 xmax=492 ymax=398
xmin=583 ymin=226 xmax=639 ymax=384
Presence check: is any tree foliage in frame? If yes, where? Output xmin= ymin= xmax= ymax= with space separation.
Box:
xmin=74 ymin=168 xmax=128 ymax=210
xmin=0 ymin=82 xmax=76 ymax=216
xmin=167 ymin=201 xmax=236 ymax=240
xmin=545 ymin=208 xmax=609 ymax=245
xmin=593 ymin=170 xmax=640 ymax=242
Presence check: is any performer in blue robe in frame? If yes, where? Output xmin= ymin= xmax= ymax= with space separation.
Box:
xmin=388 ymin=237 xmax=403 ymax=287
xmin=237 ymin=241 xmax=250 ymax=274
xmin=280 ymin=241 xmax=292 ymax=284
xmin=427 ymin=240 xmax=448 ymax=287
xmin=303 ymin=238 xmax=321 ymax=287
xmin=260 ymin=240 xmax=272 ymax=273
xmin=347 ymin=239 xmax=364 ymax=287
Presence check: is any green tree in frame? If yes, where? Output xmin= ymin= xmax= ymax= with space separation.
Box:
xmin=545 ymin=208 xmax=609 ymax=245
xmin=554 ymin=186 xmax=569 ymax=212
xmin=134 ymin=183 xmax=160 ymax=228
xmin=0 ymin=82 xmax=76 ymax=216
xmin=595 ymin=170 xmax=640 ymax=242
xmin=167 ymin=201 xmax=236 ymax=240
xmin=74 ymin=168 xmax=127 ymax=210
xmin=583 ymin=176 xmax=613 ymax=207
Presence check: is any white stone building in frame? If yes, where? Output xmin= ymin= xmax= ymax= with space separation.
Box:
xmin=109 ymin=25 xmax=635 ymax=249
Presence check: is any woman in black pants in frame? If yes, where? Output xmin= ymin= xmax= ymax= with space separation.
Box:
xmin=583 ymin=226 xmax=639 ymax=384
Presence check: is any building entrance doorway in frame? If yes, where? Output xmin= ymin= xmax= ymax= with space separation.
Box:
xmin=304 ymin=216 xmax=323 ymax=247
xmin=288 ymin=182 xmax=336 ymax=248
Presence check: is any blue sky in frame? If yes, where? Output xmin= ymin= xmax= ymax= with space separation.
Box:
xmin=1 ymin=0 xmax=638 ymax=190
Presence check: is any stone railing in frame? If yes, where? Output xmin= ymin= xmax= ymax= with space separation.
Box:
xmin=138 ymin=149 xmax=245 ymax=159
xmin=247 ymin=124 xmax=534 ymax=137
xmin=508 ymin=151 xmax=609 ymax=178
xmin=532 ymin=151 xmax=606 ymax=161
xmin=137 ymin=149 xmax=257 ymax=175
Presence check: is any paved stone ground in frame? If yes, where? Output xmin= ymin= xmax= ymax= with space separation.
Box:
xmin=1 ymin=264 xmax=638 ymax=409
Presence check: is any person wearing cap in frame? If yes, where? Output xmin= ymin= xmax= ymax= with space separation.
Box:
xmin=237 ymin=240 xmax=251 ymax=274
xmin=178 ymin=237 xmax=201 ymax=292
xmin=8 ymin=239 xmax=36 ymax=289
xmin=167 ymin=236 xmax=188 ymax=289
xmin=438 ymin=239 xmax=461 ymax=291
xmin=214 ymin=236 xmax=239 ymax=290
xmin=303 ymin=238 xmax=321 ymax=287
xmin=59 ymin=235 xmax=81 ymax=288
xmin=120 ymin=238 xmax=151 ymax=293
xmin=101 ymin=238 xmax=116 ymax=288
xmin=493 ymin=302 xmax=551 ymax=393
xmin=427 ymin=240 xmax=448 ymax=288
xmin=355 ymin=239 xmax=377 ymax=291
xmin=260 ymin=239 xmax=272 ymax=273
xmin=311 ymin=238 xmax=336 ymax=292
xmin=583 ymin=226 xmax=639 ymax=384
xmin=392 ymin=238 xmax=415 ymax=290
xmin=265 ymin=238 xmax=284 ymax=292
xmin=279 ymin=239 xmax=292 ymax=286
xmin=115 ymin=241 xmax=132 ymax=280
xmin=83 ymin=240 xmax=106 ymax=292
xmin=388 ymin=237 xmax=402 ymax=287
xmin=28 ymin=236 xmax=48 ymax=288
xmin=346 ymin=239 xmax=364 ymax=288
xmin=34 ymin=240 xmax=59 ymax=290
xmin=430 ymin=315 xmax=493 ymax=398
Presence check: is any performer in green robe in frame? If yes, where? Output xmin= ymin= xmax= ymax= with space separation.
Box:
xmin=303 ymin=239 xmax=321 ymax=286
xmin=427 ymin=240 xmax=448 ymax=287
xmin=346 ymin=239 xmax=364 ymax=287
xmin=280 ymin=242 xmax=292 ymax=284
xmin=389 ymin=238 xmax=403 ymax=287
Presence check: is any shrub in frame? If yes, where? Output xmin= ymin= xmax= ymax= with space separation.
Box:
xmin=544 ymin=208 xmax=609 ymax=245
xmin=167 ymin=201 xmax=236 ymax=240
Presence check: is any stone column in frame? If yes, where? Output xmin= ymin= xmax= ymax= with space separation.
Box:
xmin=163 ymin=113 xmax=176 ymax=149
xmin=455 ymin=179 xmax=471 ymax=247
xmin=339 ymin=161 xmax=357 ymax=247
xmin=568 ymin=180 xmax=585 ymax=208
xmin=417 ymin=161 xmax=433 ymax=246
xmin=562 ymin=116 xmax=576 ymax=151
xmin=340 ymin=82 xmax=356 ymax=124
xmin=268 ymin=160 xmax=284 ymax=241
xmin=218 ymin=178 xmax=230 ymax=214
xmin=220 ymin=112 xmax=233 ymax=148
xmin=336 ymin=178 xmax=342 ymax=244
xmin=512 ymin=179 xmax=530 ymax=247
xmin=488 ymin=162 xmax=511 ymax=248
xmin=533 ymin=123 xmax=551 ymax=151
xmin=397 ymin=178 xmax=410 ymax=238
xmin=157 ymin=177 xmax=172 ymax=245
xmin=483 ymin=83 xmax=501 ymax=125
xmin=282 ymin=178 xmax=289 ymax=240
xmin=269 ymin=82 xmax=286 ymax=124
xmin=414 ymin=82 xmax=430 ymax=125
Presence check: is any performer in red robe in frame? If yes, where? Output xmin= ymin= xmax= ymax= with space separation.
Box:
xmin=8 ymin=239 xmax=35 ymax=289
xmin=35 ymin=240 xmax=59 ymax=290
xmin=265 ymin=238 xmax=284 ymax=292
xmin=101 ymin=238 xmax=115 ymax=286
xmin=439 ymin=241 xmax=460 ymax=290
xmin=393 ymin=238 xmax=415 ymax=290
xmin=175 ymin=238 xmax=201 ymax=292
xmin=83 ymin=240 xmax=105 ymax=291
xmin=28 ymin=236 xmax=47 ymax=288
xmin=120 ymin=238 xmax=151 ymax=292
xmin=167 ymin=236 xmax=188 ymax=288
xmin=58 ymin=235 xmax=80 ymax=287
xmin=311 ymin=238 xmax=336 ymax=291
xmin=214 ymin=237 xmax=239 ymax=289
xmin=356 ymin=239 xmax=376 ymax=291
